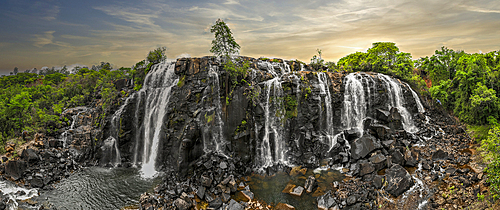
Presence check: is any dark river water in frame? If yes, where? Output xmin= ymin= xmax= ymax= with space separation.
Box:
xmin=37 ymin=167 xmax=160 ymax=210
xmin=238 ymin=167 xmax=345 ymax=209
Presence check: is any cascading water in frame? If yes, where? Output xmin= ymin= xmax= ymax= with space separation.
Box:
xmin=204 ymin=65 xmax=227 ymax=156
xmin=61 ymin=107 xmax=87 ymax=148
xmin=132 ymin=91 xmax=145 ymax=167
xmin=378 ymin=74 xmax=418 ymax=133
xmin=404 ymin=82 xmax=425 ymax=113
xmin=0 ymin=180 xmax=38 ymax=210
xmin=317 ymin=72 xmax=335 ymax=150
xmin=259 ymin=77 xmax=286 ymax=169
xmin=256 ymin=60 xmax=289 ymax=169
xmin=134 ymin=62 xmax=178 ymax=178
xmin=341 ymin=73 xmax=367 ymax=135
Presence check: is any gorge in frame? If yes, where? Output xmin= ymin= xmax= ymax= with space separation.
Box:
xmin=0 ymin=56 xmax=484 ymax=210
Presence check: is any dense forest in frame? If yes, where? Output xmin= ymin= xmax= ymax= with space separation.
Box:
xmin=0 ymin=42 xmax=499 ymax=201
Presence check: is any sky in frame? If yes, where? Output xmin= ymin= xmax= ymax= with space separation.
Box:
xmin=0 ymin=0 xmax=499 ymax=75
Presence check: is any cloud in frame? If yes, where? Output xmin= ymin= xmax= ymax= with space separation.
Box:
xmin=42 ymin=5 xmax=60 ymax=21
xmin=32 ymin=31 xmax=55 ymax=47
xmin=224 ymin=0 xmax=240 ymax=5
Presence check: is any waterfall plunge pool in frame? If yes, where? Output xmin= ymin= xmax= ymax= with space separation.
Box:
xmin=35 ymin=167 xmax=161 ymax=210
xmin=234 ymin=167 xmax=345 ymax=209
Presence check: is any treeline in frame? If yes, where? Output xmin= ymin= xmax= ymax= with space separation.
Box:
xmin=0 ymin=47 xmax=167 ymax=150
xmin=0 ymin=63 xmax=131 ymax=145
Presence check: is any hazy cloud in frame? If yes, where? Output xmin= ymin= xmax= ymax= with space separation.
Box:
xmin=32 ymin=31 xmax=55 ymax=48
xmin=1 ymin=0 xmax=500 ymax=74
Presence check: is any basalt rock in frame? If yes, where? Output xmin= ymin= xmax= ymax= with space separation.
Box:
xmin=5 ymin=160 xmax=27 ymax=181
xmin=350 ymin=134 xmax=381 ymax=160
xmin=385 ymin=164 xmax=414 ymax=197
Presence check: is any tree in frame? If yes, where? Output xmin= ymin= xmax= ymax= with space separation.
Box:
xmin=147 ymin=47 xmax=167 ymax=64
xmin=310 ymin=49 xmax=325 ymax=71
xmin=13 ymin=67 xmax=18 ymax=75
xmin=210 ymin=19 xmax=240 ymax=58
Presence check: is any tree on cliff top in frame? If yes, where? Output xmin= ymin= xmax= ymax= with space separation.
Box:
xmin=147 ymin=46 xmax=167 ymax=64
xmin=210 ymin=19 xmax=240 ymax=58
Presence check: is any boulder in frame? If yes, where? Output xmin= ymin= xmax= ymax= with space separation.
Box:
xmin=385 ymin=164 xmax=414 ymax=197
xmin=196 ymin=186 xmax=206 ymax=200
xmin=290 ymin=186 xmax=304 ymax=197
xmin=363 ymin=117 xmax=373 ymax=130
xmin=317 ymin=191 xmax=336 ymax=210
xmin=369 ymin=154 xmax=387 ymax=171
xmin=344 ymin=129 xmax=360 ymax=142
xmin=304 ymin=176 xmax=316 ymax=193
xmin=5 ymin=160 xmax=27 ymax=180
xmin=359 ymin=162 xmax=375 ymax=176
xmin=201 ymin=175 xmax=212 ymax=187
xmin=30 ymin=173 xmax=44 ymax=188
xmin=227 ymin=199 xmax=244 ymax=210
xmin=346 ymin=194 xmax=357 ymax=205
xmin=48 ymin=140 xmax=64 ymax=148
xmin=276 ymin=203 xmax=295 ymax=210
xmin=350 ymin=134 xmax=381 ymax=160
xmin=21 ymin=149 xmax=39 ymax=163
xmin=370 ymin=124 xmax=390 ymax=140
xmin=240 ymin=190 xmax=254 ymax=201
xmin=376 ymin=109 xmax=390 ymax=123
xmin=209 ymin=197 xmax=223 ymax=209
xmin=174 ymin=198 xmax=192 ymax=210
xmin=432 ymin=150 xmax=448 ymax=160
xmin=404 ymin=150 xmax=418 ymax=167
xmin=373 ymin=175 xmax=384 ymax=189
xmin=390 ymin=149 xmax=405 ymax=166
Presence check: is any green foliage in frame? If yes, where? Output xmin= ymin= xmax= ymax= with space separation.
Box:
xmin=0 ymin=62 xmax=128 ymax=145
xmin=284 ymin=95 xmax=298 ymax=119
xmin=177 ymin=75 xmax=186 ymax=87
xmin=224 ymin=58 xmax=249 ymax=79
xmin=210 ymin=18 xmax=240 ymax=58
xmin=430 ymin=79 xmax=453 ymax=109
xmin=147 ymin=47 xmax=167 ymax=64
xmin=482 ymin=126 xmax=500 ymax=200
xmin=337 ymin=42 xmax=419 ymax=85
xmin=310 ymin=49 xmax=325 ymax=71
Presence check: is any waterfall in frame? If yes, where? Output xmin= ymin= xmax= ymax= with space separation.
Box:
xmin=317 ymin=72 xmax=335 ymax=150
xmin=132 ymin=91 xmax=145 ymax=166
xmin=259 ymin=77 xmax=286 ymax=168
xmin=404 ymin=82 xmax=425 ymax=113
xmin=378 ymin=74 xmax=418 ymax=133
xmin=135 ymin=62 xmax=178 ymax=178
xmin=101 ymin=136 xmax=121 ymax=167
xmin=205 ymin=65 xmax=227 ymax=156
xmin=379 ymin=74 xmax=418 ymax=133
xmin=341 ymin=73 xmax=367 ymax=135
xmin=61 ymin=107 xmax=87 ymax=148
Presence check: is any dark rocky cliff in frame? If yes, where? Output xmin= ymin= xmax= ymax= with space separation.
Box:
xmin=105 ymin=56 xmax=427 ymax=176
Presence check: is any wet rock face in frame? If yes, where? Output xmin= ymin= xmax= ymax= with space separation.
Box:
xmin=385 ymin=164 xmax=414 ymax=197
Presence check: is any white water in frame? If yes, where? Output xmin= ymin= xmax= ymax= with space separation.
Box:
xmin=102 ymin=136 xmax=122 ymax=167
xmin=317 ymin=72 xmax=335 ymax=149
xmin=341 ymin=73 xmax=366 ymax=135
xmin=132 ymin=91 xmax=145 ymax=167
xmin=137 ymin=62 xmax=178 ymax=178
xmin=259 ymin=77 xmax=286 ymax=169
xmin=378 ymin=74 xmax=418 ymax=133
xmin=61 ymin=108 xmax=87 ymax=148
xmin=0 ymin=180 xmax=38 ymax=210
xmin=205 ymin=66 xmax=227 ymax=157
xmin=404 ymin=82 xmax=425 ymax=113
